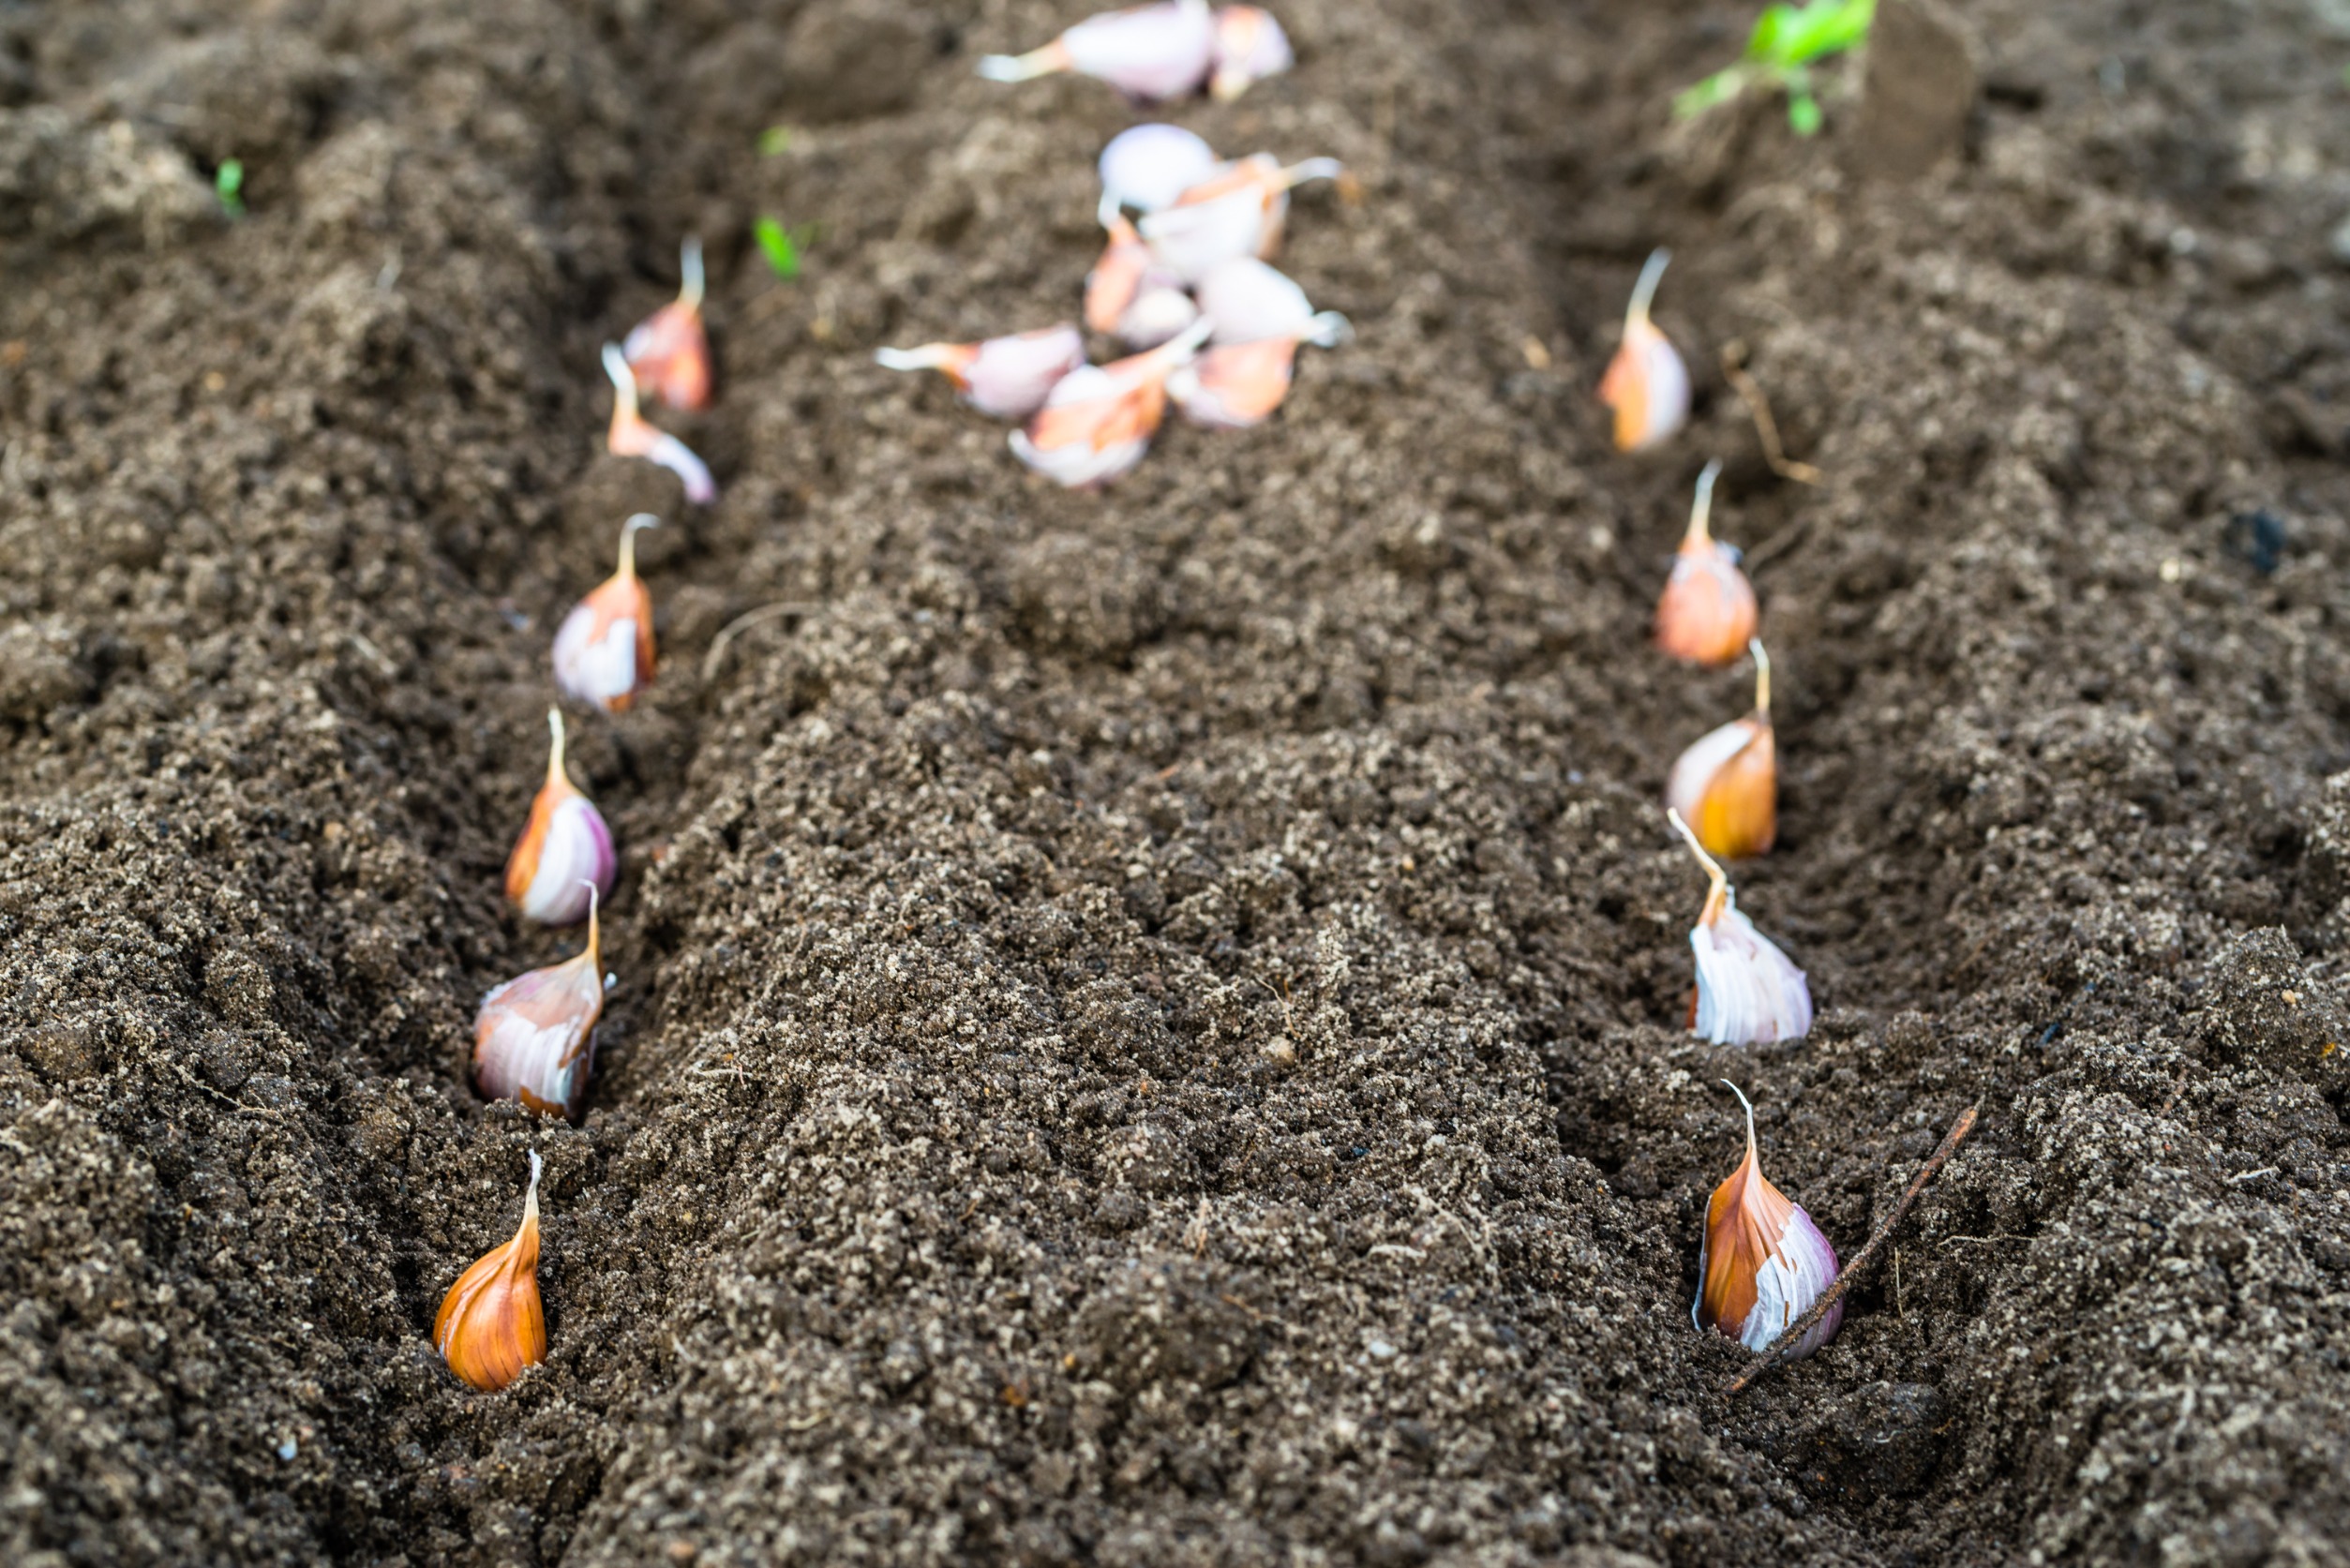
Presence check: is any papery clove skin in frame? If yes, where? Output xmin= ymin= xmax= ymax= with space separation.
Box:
xmin=1116 ymin=282 xmax=1202 ymax=350
xmin=1599 ymin=247 xmax=1690 ymax=453
xmin=1209 ymin=6 xmax=1294 ymax=99
xmin=1655 ymin=459 xmax=1758 ymax=666
xmin=1139 ymin=154 xmax=1342 ymax=282
xmin=1666 ymin=638 xmax=1776 ymax=859
xmin=602 ymin=343 xmax=716 ymax=503
xmin=622 ymin=237 xmax=712 ymax=411
xmin=1099 ymin=123 xmax=1220 ymax=213
xmin=1694 ymin=1083 xmax=1842 ymax=1357
xmin=978 ymin=0 xmax=1216 ymax=101
xmin=1010 ymin=318 xmax=1210 ymax=487
xmin=473 ymin=886 xmax=607 ymax=1121
xmin=875 ymin=324 xmax=1085 ymax=420
xmin=1168 ymin=310 xmax=1349 ymax=428
xmin=1085 ymin=213 xmax=1154 ymax=335
xmin=435 ymin=1150 xmax=549 ymax=1391
xmin=552 ymin=515 xmax=658 ymax=715
xmin=504 ymin=708 xmax=618 ymax=928
xmin=1669 ymin=808 xmax=1813 ymax=1046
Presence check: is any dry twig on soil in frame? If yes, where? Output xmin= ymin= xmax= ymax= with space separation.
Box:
xmin=1724 ymin=1102 xmax=1980 ymax=1396
xmin=1720 ymin=339 xmax=1823 ymax=485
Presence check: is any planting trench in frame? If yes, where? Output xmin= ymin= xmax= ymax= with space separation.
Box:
xmin=6 ymin=0 xmax=2350 ymax=1564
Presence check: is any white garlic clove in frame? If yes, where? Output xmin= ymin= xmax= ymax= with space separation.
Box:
xmin=1209 ymin=6 xmax=1294 ymax=99
xmin=1099 ymin=124 xmax=1220 ymax=214
xmin=551 ymin=515 xmax=658 ymax=714
xmin=979 ymin=0 xmax=1216 ymax=102
xmin=1116 ymin=283 xmax=1203 ymax=350
xmin=1669 ymin=807 xmax=1811 ymax=1045
xmin=473 ymin=889 xmax=607 ymax=1122
xmin=1195 ymin=255 xmax=1315 ymax=343
xmin=876 ymin=325 xmax=1085 ymax=420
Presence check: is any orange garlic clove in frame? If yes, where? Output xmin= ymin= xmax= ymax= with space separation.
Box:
xmin=473 ymin=885 xmax=607 ymax=1120
xmin=1085 ymin=214 xmax=1155 ymax=336
xmin=504 ymin=708 xmax=617 ymax=927
xmin=435 ymin=1150 xmax=549 ymax=1391
xmin=552 ymin=515 xmax=658 ymax=714
xmin=602 ymin=344 xmax=715 ymax=503
xmin=1599 ymin=248 xmax=1690 ymax=453
xmin=622 ymin=238 xmax=713 ymax=411
xmin=1010 ymin=318 xmax=1209 ymax=487
xmin=978 ymin=0 xmax=1216 ymax=102
xmin=1693 ymin=1083 xmax=1841 ymax=1356
xmin=1655 ymin=460 xmax=1759 ymax=665
xmin=1166 ymin=311 xmax=1346 ymax=428
xmin=1669 ymin=809 xmax=1813 ymax=1045
xmin=1666 ymin=638 xmax=1776 ymax=859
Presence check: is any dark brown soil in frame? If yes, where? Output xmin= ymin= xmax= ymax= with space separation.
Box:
xmin=6 ymin=1 xmax=2350 ymax=1563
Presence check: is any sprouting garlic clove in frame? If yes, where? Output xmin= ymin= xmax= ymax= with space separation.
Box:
xmin=1665 ymin=638 xmax=1776 ymax=859
xmin=1139 ymin=154 xmax=1340 ymax=282
xmin=1010 ymin=318 xmax=1210 ymax=487
xmin=1209 ymin=6 xmax=1294 ymax=100
xmin=875 ymin=325 xmax=1085 ymax=420
xmin=552 ymin=515 xmax=658 ymax=715
xmin=1655 ymin=460 xmax=1759 ymax=665
xmin=1099 ymin=123 xmax=1220 ymax=214
xmin=435 ymin=1150 xmax=548 ymax=1391
xmin=473 ymin=885 xmax=607 ymax=1121
xmin=504 ymin=708 xmax=617 ymax=927
xmin=622 ymin=238 xmax=712 ymax=412
xmin=1694 ymin=1083 xmax=1841 ymax=1357
xmin=1669 ymin=808 xmax=1813 ymax=1045
xmin=978 ymin=0 xmax=1217 ymax=102
xmin=1599 ymin=248 xmax=1690 ymax=453
xmin=602 ymin=344 xmax=715 ymax=503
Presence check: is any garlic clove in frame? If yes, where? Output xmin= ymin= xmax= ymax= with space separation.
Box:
xmin=1167 ymin=337 xmax=1297 ymax=428
xmin=1669 ymin=809 xmax=1813 ymax=1045
xmin=1599 ymin=248 xmax=1690 ymax=453
xmin=553 ymin=515 xmax=658 ymax=714
xmin=1140 ymin=154 xmax=1340 ymax=282
xmin=603 ymin=344 xmax=716 ymax=503
xmin=435 ymin=1150 xmax=549 ymax=1391
xmin=1115 ymin=283 xmax=1202 ymax=350
xmin=1099 ymin=124 xmax=1220 ymax=214
xmin=473 ymin=887 xmax=607 ymax=1120
xmin=505 ymin=708 xmax=618 ymax=927
xmin=622 ymin=238 xmax=713 ymax=412
xmin=1194 ymin=255 xmax=1313 ymax=344
xmin=1694 ymin=1083 xmax=1841 ymax=1357
xmin=876 ymin=325 xmax=1085 ymax=420
xmin=1085 ymin=215 xmax=1154 ymax=335
xmin=1010 ymin=318 xmax=1209 ymax=487
xmin=979 ymin=0 xmax=1216 ymax=101
xmin=1665 ymin=639 xmax=1777 ymax=859
xmin=1209 ymin=6 xmax=1294 ymax=100
xmin=1655 ymin=460 xmax=1759 ymax=665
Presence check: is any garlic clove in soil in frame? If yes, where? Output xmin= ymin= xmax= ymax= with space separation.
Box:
xmin=875 ymin=324 xmax=1085 ymax=421
xmin=473 ymin=886 xmax=607 ymax=1121
xmin=1209 ymin=6 xmax=1294 ymax=100
xmin=1010 ymin=318 xmax=1210 ymax=487
xmin=1599 ymin=247 xmax=1690 ymax=453
xmin=1099 ymin=123 xmax=1220 ymax=214
xmin=552 ymin=514 xmax=658 ymax=714
xmin=1666 ymin=638 xmax=1777 ymax=860
xmin=1694 ymin=1083 xmax=1841 ymax=1358
xmin=504 ymin=708 xmax=617 ymax=928
xmin=1669 ymin=808 xmax=1812 ymax=1046
xmin=1193 ymin=255 xmax=1313 ymax=344
xmin=621 ymin=237 xmax=713 ymax=412
xmin=1085 ymin=213 xmax=1156 ymax=336
xmin=1139 ymin=154 xmax=1341 ymax=283
xmin=1167 ymin=310 xmax=1349 ymax=428
xmin=1115 ymin=282 xmax=1202 ymax=351
xmin=602 ymin=343 xmax=716 ymax=504
xmin=978 ymin=0 xmax=1217 ymax=102
xmin=435 ymin=1150 xmax=549 ymax=1391
xmin=1655 ymin=459 xmax=1759 ymax=666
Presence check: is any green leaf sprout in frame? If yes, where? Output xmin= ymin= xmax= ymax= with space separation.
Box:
xmin=754 ymin=216 xmax=799 ymax=279
xmin=216 ymin=158 xmax=246 ymax=218
xmin=1674 ymin=0 xmax=1875 ymax=136
xmin=757 ymin=126 xmax=794 ymax=157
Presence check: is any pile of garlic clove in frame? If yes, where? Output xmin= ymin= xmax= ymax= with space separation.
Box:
xmin=876 ymin=123 xmax=1353 ymax=489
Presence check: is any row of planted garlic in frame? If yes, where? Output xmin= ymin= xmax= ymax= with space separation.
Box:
xmin=1603 ymin=250 xmax=1843 ymax=1359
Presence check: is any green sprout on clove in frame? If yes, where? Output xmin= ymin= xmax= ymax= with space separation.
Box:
xmin=754 ymin=216 xmax=820 ymax=280
xmin=1674 ymin=0 xmax=1876 ymax=137
xmin=215 ymin=158 xmax=246 ymax=218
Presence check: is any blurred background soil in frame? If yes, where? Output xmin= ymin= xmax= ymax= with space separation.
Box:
xmin=5 ymin=1 xmax=2350 ymax=1563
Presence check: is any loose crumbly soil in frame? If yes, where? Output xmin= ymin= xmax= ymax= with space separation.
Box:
xmin=7 ymin=1 xmax=2350 ymax=1563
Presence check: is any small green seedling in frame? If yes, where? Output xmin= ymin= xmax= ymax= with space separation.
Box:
xmin=755 ymin=216 xmax=821 ymax=280
xmin=757 ymin=125 xmax=794 ymax=157
xmin=215 ymin=158 xmax=246 ymax=218
xmin=1674 ymin=0 xmax=1875 ymax=136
